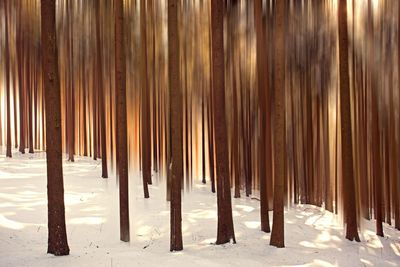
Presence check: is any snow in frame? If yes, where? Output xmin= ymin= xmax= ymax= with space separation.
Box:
xmin=0 ymin=151 xmax=399 ymax=267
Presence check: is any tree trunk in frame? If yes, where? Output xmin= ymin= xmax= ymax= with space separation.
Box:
xmin=17 ymin=4 xmax=25 ymax=154
xmin=396 ymin=0 xmax=400 ymax=230
xmin=168 ymin=0 xmax=183 ymax=251
xmin=115 ymin=0 xmax=130 ymax=242
xmin=41 ymin=0 xmax=70 ymax=256
xmin=141 ymin=0 xmax=152 ymax=196
xmin=211 ymin=0 xmax=236 ymax=245
xmin=338 ymin=0 xmax=360 ymax=242
xmin=5 ymin=0 xmax=12 ymax=158
xmin=96 ymin=0 xmax=108 ymax=178
xmin=254 ymin=0 xmax=271 ymax=233
xmin=270 ymin=0 xmax=286 ymax=248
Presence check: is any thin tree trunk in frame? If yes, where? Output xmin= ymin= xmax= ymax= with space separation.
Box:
xmin=254 ymin=0 xmax=270 ymax=233
xmin=141 ymin=0 xmax=152 ymax=195
xmin=5 ymin=0 xmax=12 ymax=158
xmin=17 ymin=4 xmax=25 ymax=154
xmin=96 ymin=0 xmax=108 ymax=178
xmin=395 ymin=0 xmax=400 ymax=230
xmin=115 ymin=0 xmax=130 ymax=242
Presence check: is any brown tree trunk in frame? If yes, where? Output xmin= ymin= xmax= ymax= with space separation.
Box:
xmin=41 ymin=0 xmax=70 ymax=255
xmin=17 ymin=4 xmax=25 ymax=154
xmin=201 ymin=82 xmax=206 ymax=184
xmin=254 ymin=0 xmax=270 ymax=233
xmin=96 ymin=0 xmax=108 ymax=178
xmin=338 ymin=0 xmax=360 ymax=242
xmin=150 ymin=0 xmax=159 ymax=173
xmin=66 ymin=0 xmax=74 ymax=161
xmin=168 ymin=0 xmax=183 ymax=251
xmin=270 ymin=0 xmax=286 ymax=248
xmin=208 ymin=20 xmax=216 ymax=194
xmin=5 ymin=0 xmax=12 ymax=158
xmin=396 ymin=0 xmax=400 ymax=230
xmin=367 ymin=0 xmax=383 ymax=237
xmin=27 ymin=55 xmax=34 ymax=154
xmin=141 ymin=0 xmax=152 ymax=196
xmin=115 ymin=0 xmax=130 ymax=242
xmin=13 ymin=59 xmax=18 ymax=149
xmin=211 ymin=0 xmax=236 ymax=245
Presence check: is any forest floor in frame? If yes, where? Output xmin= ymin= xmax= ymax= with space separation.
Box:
xmin=0 ymin=151 xmax=399 ymax=267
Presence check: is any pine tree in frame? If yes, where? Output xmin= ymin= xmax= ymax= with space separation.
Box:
xmin=270 ymin=0 xmax=286 ymax=248
xmin=141 ymin=0 xmax=151 ymax=198
xmin=95 ymin=0 xmax=108 ymax=178
xmin=5 ymin=0 xmax=12 ymax=158
xmin=338 ymin=0 xmax=360 ymax=242
xmin=168 ymin=0 xmax=183 ymax=251
xmin=115 ymin=0 xmax=130 ymax=242
xmin=41 ymin=0 xmax=70 ymax=256
xmin=254 ymin=0 xmax=271 ymax=234
xmin=211 ymin=0 xmax=236 ymax=245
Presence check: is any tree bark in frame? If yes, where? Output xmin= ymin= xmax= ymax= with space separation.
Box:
xmin=338 ymin=0 xmax=360 ymax=242
xmin=115 ymin=0 xmax=130 ymax=242
xmin=211 ymin=0 xmax=236 ymax=245
xmin=17 ymin=4 xmax=25 ymax=154
xmin=396 ymin=0 xmax=400 ymax=230
xmin=41 ymin=0 xmax=70 ymax=256
xmin=141 ymin=0 xmax=152 ymax=196
xmin=168 ymin=0 xmax=183 ymax=251
xmin=5 ymin=0 xmax=12 ymax=158
xmin=254 ymin=0 xmax=271 ymax=233
xmin=96 ymin=0 xmax=108 ymax=178
xmin=270 ymin=0 xmax=286 ymax=248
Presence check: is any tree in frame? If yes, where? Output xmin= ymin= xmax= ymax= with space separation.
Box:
xmin=141 ymin=0 xmax=151 ymax=198
xmin=338 ymin=0 xmax=360 ymax=242
xmin=5 ymin=0 xmax=12 ymax=158
xmin=41 ymin=0 xmax=70 ymax=256
xmin=211 ymin=0 xmax=236 ymax=245
xmin=95 ymin=0 xmax=108 ymax=178
xmin=16 ymin=2 xmax=25 ymax=154
xmin=396 ymin=0 xmax=400 ymax=231
xmin=270 ymin=0 xmax=286 ymax=248
xmin=168 ymin=0 xmax=183 ymax=252
xmin=66 ymin=0 xmax=75 ymax=162
xmin=115 ymin=0 xmax=130 ymax=242
xmin=254 ymin=0 xmax=271 ymax=233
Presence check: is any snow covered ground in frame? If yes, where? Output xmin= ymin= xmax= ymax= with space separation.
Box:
xmin=0 ymin=151 xmax=399 ymax=267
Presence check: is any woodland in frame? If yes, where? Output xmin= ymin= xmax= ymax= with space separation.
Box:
xmin=0 ymin=0 xmax=399 ymax=266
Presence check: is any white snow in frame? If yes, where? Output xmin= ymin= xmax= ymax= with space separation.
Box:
xmin=0 ymin=150 xmax=399 ymax=267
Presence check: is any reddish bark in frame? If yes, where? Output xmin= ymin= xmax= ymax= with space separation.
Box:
xmin=211 ymin=0 xmax=236 ymax=245
xmin=41 ymin=0 xmax=70 ymax=255
xmin=115 ymin=0 xmax=130 ymax=242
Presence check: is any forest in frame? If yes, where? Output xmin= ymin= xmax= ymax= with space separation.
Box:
xmin=0 ymin=0 xmax=399 ymax=266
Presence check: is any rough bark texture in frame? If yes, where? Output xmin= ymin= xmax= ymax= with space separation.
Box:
xmin=211 ymin=0 xmax=236 ymax=245
xmin=41 ymin=0 xmax=70 ymax=256
xmin=338 ymin=0 xmax=360 ymax=242
xmin=270 ymin=0 xmax=286 ymax=248
xmin=254 ymin=0 xmax=271 ymax=234
xmin=168 ymin=0 xmax=183 ymax=251
xmin=115 ymin=0 xmax=130 ymax=242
